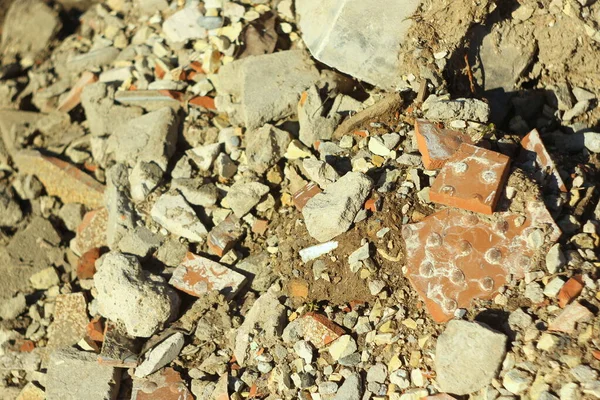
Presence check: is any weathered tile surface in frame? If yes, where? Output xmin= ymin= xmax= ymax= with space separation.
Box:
xmin=72 ymin=208 xmax=108 ymax=256
xmin=430 ymin=143 xmax=510 ymax=215
xmin=57 ymin=71 xmax=99 ymax=113
xmin=293 ymin=182 xmax=322 ymax=211
xmin=207 ymin=214 xmax=244 ymax=257
xmin=415 ymin=119 xmax=473 ymax=169
xmin=300 ymin=312 xmax=345 ymax=348
xmin=520 ymin=129 xmax=567 ymax=193
xmin=47 ymin=293 xmax=89 ymax=351
xmin=131 ymin=368 xmax=193 ymax=400
xmin=548 ymin=301 xmax=593 ymax=334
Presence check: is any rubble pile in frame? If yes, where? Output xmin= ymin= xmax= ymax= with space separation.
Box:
xmin=0 ymin=0 xmax=600 ymax=399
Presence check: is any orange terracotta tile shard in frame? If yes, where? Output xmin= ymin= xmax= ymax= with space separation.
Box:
xmin=131 ymin=367 xmax=193 ymax=400
xmin=189 ymin=96 xmax=216 ymax=110
xmin=520 ymin=129 xmax=567 ymax=193
xmin=293 ymin=182 xmax=322 ymax=211
xmin=402 ymin=201 xmax=561 ymax=322
xmin=13 ymin=150 xmax=105 ymax=209
xmin=169 ymin=252 xmax=246 ymax=299
xmin=415 ymin=119 xmax=473 ymax=169
xmin=207 ymin=214 xmax=244 ymax=257
xmin=251 ymin=219 xmax=268 ymax=235
xmin=548 ymin=301 xmax=593 ymax=334
xmin=57 ymin=71 xmax=98 ymax=113
xmin=300 ymin=312 xmax=345 ymax=348
xmin=87 ymin=316 xmax=105 ymax=342
xmin=557 ymin=275 xmax=584 ymax=308
xmin=72 ymin=208 xmax=108 ymax=256
xmin=429 ymin=143 xmax=510 ymax=215
xmin=76 ymin=247 xmax=101 ymax=280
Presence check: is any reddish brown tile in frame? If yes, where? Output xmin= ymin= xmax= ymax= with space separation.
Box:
xmin=189 ymin=96 xmax=216 ymax=110
xmin=558 ymin=275 xmax=584 ymax=308
xmin=57 ymin=71 xmax=99 ymax=113
xmin=86 ymin=316 xmax=104 ymax=342
xmin=300 ymin=312 xmax=345 ymax=348
xmin=293 ymin=182 xmax=321 ymax=211
xmin=207 ymin=215 xmax=244 ymax=257
xmin=415 ymin=119 xmax=473 ymax=170
xmin=76 ymin=247 xmax=101 ymax=280
xmin=429 ymin=143 xmax=510 ymax=215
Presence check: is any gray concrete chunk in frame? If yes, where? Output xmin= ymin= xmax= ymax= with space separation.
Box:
xmin=223 ymin=181 xmax=270 ymax=217
xmin=246 ymin=124 xmax=292 ymax=174
xmin=151 ymin=192 xmax=208 ymax=242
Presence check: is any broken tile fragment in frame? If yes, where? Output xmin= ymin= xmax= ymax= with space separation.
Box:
xmin=46 ymin=348 xmax=121 ymax=400
xmin=558 ymin=275 xmax=584 ymax=308
xmin=430 ymin=143 xmax=510 ymax=215
xmin=98 ymin=321 xmax=141 ymax=368
xmin=13 ymin=150 xmax=105 ymax=208
xmin=207 ymin=214 xmax=244 ymax=257
xmin=415 ymin=119 xmax=473 ymax=169
xmin=520 ymin=129 xmax=567 ymax=192
xmin=71 ymin=208 xmax=108 ymax=256
xmin=131 ymin=367 xmax=193 ymax=400
xmin=169 ymin=252 xmax=246 ymax=299
xmin=47 ymin=293 xmax=89 ymax=352
xmin=548 ymin=302 xmax=593 ymax=334
xmin=300 ymin=312 xmax=345 ymax=348
xmin=87 ymin=317 xmax=104 ymax=342
xmin=293 ymin=182 xmax=322 ymax=211
xmin=57 ymin=71 xmax=99 ymax=113
xmin=402 ymin=201 xmax=560 ymax=322
xmin=77 ymin=247 xmax=101 ymax=280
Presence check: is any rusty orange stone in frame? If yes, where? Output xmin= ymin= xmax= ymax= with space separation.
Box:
xmin=72 ymin=208 xmax=108 ymax=256
xmin=17 ymin=340 xmax=35 ymax=353
xmin=57 ymin=71 xmax=99 ymax=113
xmin=402 ymin=201 xmax=560 ymax=322
xmin=169 ymin=252 xmax=246 ymax=299
xmin=293 ymin=182 xmax=322 ymax=211
xmin=131 ymin=368 xmax=193 ymax=400
xmin=86 ymin=316 xmax=104 ymax=342
xmin=430 ymin=143 xmax=510 ymax=215
xmin=520 ymin=129 xmax=567 ymax=193
xmin=189 ymin=96 xmax=216 ymax=110
xmin=76 ymin=247 xmax=101 ymax=280
xmin=592 ymin=349 xmax=600 ymax=361
xmin=301 ymin=312 xmax=345 ymax=348
xmin=415 ymin=119 xmax=473 ymax=170
xmin=558 ymin=275 xmax=584 ymax=308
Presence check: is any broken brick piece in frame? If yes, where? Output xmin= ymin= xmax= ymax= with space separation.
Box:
xmin=47 ymin=293 xmax=89 ymax=352
xmin=13 ymin=150 xmax=105 ymax=209
xmin=300 ymin=312 xmax=345 ymax=348
xmin=557 ymin=275 xmax=584 ymax=308
xmin=415 ymin=119 xmax=473 ymax=170
xmin=402 ymin=201 xmax=560 ymax=323
xmin=251 ymin=219 xmax=269 ymax=235
xmin=72 ymin=208 xmax=108 ymax=256
xmin=189 ymin=96 xmax=216 ymax=110
xmin=520 ymin=129 xmax=567 ymax=193
xmin=207 ymin=214 xmax=244 ymax=257
xmin=87 ymin=317 xmax=105 ymax=342
xmin=293 ymin=182 xmax=322 ymax=211
xmin=57 ymin=71 xmax=99 ymax=113
xmin=430 ymin=143 xmax=510 ymax=215
xmin=548 ymin=301 xmax=593 ymax=334
xmin=17 ymin=340 xmax=35 ymax=353
xmin=169 ymin=252 xmax=246 ymax=299
xmin=131 ymin=367 xmax=193 ymax=400
xmin=98 ymin=321 xmax=141 ymax=368
xmin=76 ymin=247 xmax=101 ymax=280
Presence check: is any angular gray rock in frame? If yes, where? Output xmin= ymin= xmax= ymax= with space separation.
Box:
xmin=223 ymin=181 xmax=270 ymax=217
xmin=187 ymin=143 xmax=221 ymax=172
xmin=303 ymin=172 xmax=373 ymax=242
xmin=435 ymin=320 xmax=507 ymax=395
xmin=214 ymin=50 xmax=321 ymax=129
xmin=424 ymin=97 xmax=491 ymax=123
xmin=296 ymin=0 xmax=420 ymax=90
xmin=0 ymin=188 xmax=23 ymax=227
xmin=129 ymin=161 xmax=163 ymax=202
xmin=584 ymin=131 xmax=600 ymax=153
xmin=333 ymin=374 xmax=363 ymax=400
xmin=246 ymin=124 xmax=292 ymax=174
xmin=135 ymin=332 xmax=185 ymax=377
xmin=108 ymin=107 xmax=179 ymax=172
xmin=81 ymin=83 xmax=144 ymax=138
xmin=151 ymin=192 xmax=208 ymax=243
xmin=94 ymin=252 xmax=180 ymax=337
xmin=302 ymin=158 xmax=340 ymax=189
xmin=1 ymin=0 xmax=61 ymax=60
xmin=171 ymin=179 xmax=218 ymax=207
xmin=298 ymin=86 xmax=341 ymax=147
xmin=234 ymin=288 xmax=286 ymax=366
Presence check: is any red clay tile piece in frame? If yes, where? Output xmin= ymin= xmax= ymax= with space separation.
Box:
xmin=558 ymin=275 xmax=584 ymax=308
xmin=548 ymin=301 xmax=593 ymax=334
xmin=57 ymin=71 xmax=99 ymax=113
xmin=72 ymin=208 xmax=108 ymax=256
xmin=251 ymin=219 xmax=268 ymax=235
xmin=402 ymin=201 xmax=561 ymax=322
xmin=300 ymin=312 xmax=345 ymax=348
xmin=13 ymin=150 xmax=105 ymax=209
xmin=98 ymin=321 xmax=140 ymax=368
xmin=47 ymin=293 xmax=89 ymax=351
xmin=293 ymin=182 xmax=322 ymax=211
xmin=592 ymin=349 xmax=600 ymax=361
xmin=76 ymin=247 xmax=101 ymax=280
xmin=520 ymin=129 xmax=567 ymax=193
xmin=189 ymin=61 xmax=205 ymax=74
xmin=17 ymin=340 xmax=35 ymax=353
xmin=207 ymin=215 xmax=244 ymax=257
xmin=429 ymin=143 xmax=510 ymax=215
xmin=415 ymin=119 xmax=473 ymax=170
xmin=169 ymin=252 xmax=246 ymax=300
xmin=131 ymin=367 xmax=193 ymax=400
xmin=87 ymin=316 xmax=104 ymax=342
xmin=189 ymin=96 xmax=216 ymax=110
